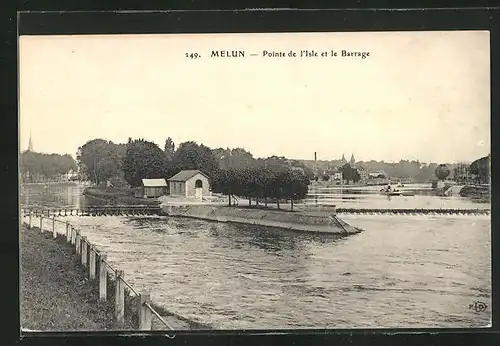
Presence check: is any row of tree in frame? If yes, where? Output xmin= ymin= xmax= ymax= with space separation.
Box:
xmin=211 ymin=166 xmax=310 ymax=210
xmin=20 ymin=151 xmax=77 ymax=181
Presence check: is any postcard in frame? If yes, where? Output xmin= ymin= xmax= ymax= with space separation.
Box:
xmin=19 ymin=30 xmax=491 ymax=332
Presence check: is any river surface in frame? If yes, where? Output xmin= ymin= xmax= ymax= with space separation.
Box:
xmin=20 ymin=183 xmax=492 ymax=329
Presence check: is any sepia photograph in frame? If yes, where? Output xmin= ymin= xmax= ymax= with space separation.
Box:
xmin=19 ymin=30 xmax=491 ymax=332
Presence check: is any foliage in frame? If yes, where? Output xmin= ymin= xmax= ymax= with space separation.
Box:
xmin=122 ymin=139 xmax=167 ymax=187
xmin=212 ymin=147 xmax=255 ymax=170
xmin=76 ymin=139 xmax=126 ymax=184
xmin=469 ymin=155 xmax=490 ymax=184
xmin=212 ymin=166 xmax=309 ymax=210
xmin=434 ymin=164 xmax=451 ymax=180
xmin=453 ymin=163 xmax=472 ymax=183
xmin=170 ymin=141 xmax=219 ymax=178
xmin=20 ymin=151 xmax=77 ymax=181
xmin=164 ymin=137 xmax=176 ymax=161
xmin=340 ymin=164 xmax=361 ymax=184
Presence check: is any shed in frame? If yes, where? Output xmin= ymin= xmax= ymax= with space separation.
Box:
xmin=167 ymin=170 xmax=210 ymax=201
xmin=142 ymin=178 xmax=167 ymax=198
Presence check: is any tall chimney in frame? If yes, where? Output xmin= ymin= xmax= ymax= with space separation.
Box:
xmin=314 ymin=152 xmax=317 ymax=161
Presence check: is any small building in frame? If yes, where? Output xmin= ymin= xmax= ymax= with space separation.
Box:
xmin=142 ymin=178 xmax=167 ymax=198
xmin=168 ymin=170 xmax=210 ymax=201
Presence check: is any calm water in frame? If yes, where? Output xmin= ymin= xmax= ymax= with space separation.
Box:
xmin=20 ymin=183 xmax=492 ymax=329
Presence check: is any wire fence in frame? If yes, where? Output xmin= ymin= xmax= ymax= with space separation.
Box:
xmin=21 ymin=211 xmax=176 ymax=336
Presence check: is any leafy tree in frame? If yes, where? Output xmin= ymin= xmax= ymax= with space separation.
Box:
xmin=77 ymin=139 xmax=125 ymax=184
xmin=164 ymin=137 xmax=176 ymax=161
xmin=434 ymin=164 xmax=451 ymax=181
xmin=352 ymin=169 xmax=361 ymax=183
xmin=282 ymin=169 xmax=309 ymax=211
xmin=170 ymin=141 xmax=219 ymax=178
xmin=470 ymin=155 xmax=490 ymax=184
xmin=340 ymin=163 xmax=355 ymax=184
xmin=122 ymin=139 xmax=167 ymax=187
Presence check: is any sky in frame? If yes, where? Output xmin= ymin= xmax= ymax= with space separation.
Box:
xmin=19 ymin=31 xmax=490 ymax=163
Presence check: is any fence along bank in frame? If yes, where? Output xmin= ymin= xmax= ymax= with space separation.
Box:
xmin=21 ymin=211 xmax=209 ymax=333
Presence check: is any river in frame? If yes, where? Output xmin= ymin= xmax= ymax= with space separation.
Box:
xmin=20 ymin=183 xmax=491 ymax=329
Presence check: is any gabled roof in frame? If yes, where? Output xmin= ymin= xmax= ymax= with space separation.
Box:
xmin=142 ymin=178 xmax=167 ymax=187
xmin=168 ymin=170 xmax=208 ymax=182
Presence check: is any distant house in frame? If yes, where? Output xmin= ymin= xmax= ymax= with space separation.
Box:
xmin=142 ymin=178 xmax=167 ymax=198
xmin=167 ymin=170 xmax=210 ymax=200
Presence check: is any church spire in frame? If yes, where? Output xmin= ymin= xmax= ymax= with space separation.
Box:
xmin=350 ymin=153 xmax=355 ymax=165
xmin=341 ymin=154 xmax=347 ymax=164
xmin=28 ymin=131 xmax=34 ymax=152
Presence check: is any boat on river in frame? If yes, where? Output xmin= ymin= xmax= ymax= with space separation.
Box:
xmin=380 ymin=185 xmax=402 ymax=196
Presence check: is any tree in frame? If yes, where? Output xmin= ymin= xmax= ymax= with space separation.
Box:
xmin=122 ymin=139 xmax=167 ymax=187
xmin=340 ymin=163 xmax=355 ymax=184
xmin=77 ymin=139 xmax=124 ymax=184
xmin=453 ymin=163 xmax=471 ymax=183
xmin=352 ymin=169 xmax=361 ymax=183
xmin=434 ymin=164 xmax=450 ymax=181
xmin=282 ymin=169 xmax=309 ymax=211
xmin=170 ymin=141 xmax=219 ymax=178
xmin=470 ymin=155 xmax=490 ymax=184
xmin=164 ymin=137 xmax=176 ymax=161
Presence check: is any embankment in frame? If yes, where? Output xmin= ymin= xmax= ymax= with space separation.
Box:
xmin=21 ymin=221 xmax=208 ymax=331
xmin=83 ymin=187 xmax=161 ymax=206
xmin=20 ymin=225 xmax=133 ymax=330
xmin=162 ymin=204 xmax=361 ymax=235
xmin=460 ymin=185 xmax=490 ymax=201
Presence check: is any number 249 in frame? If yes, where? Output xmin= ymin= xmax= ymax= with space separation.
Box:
xmin=185 ymin=53 xmax=200 ymax=59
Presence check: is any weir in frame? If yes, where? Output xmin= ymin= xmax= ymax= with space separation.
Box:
xmin=21 ymin=205 xmax=163 ymax=217
xmin=21 ymin=205 xmax=490 ymax=219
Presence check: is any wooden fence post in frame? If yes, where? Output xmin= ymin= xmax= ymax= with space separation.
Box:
xmin=139 ymin=293 xmax=152 ymax=330
xmin=52 ymin=217 xmax=57 ymax=239
xmin=70 ymin=227 xmax=75 ymax=245
xmin=89 ymin=245 xmax=96 ymax=280
xmin=40 ymin=216 xmax=43 ymax=232
xmin=28 ymin=213 xmax=32 ymax=229
xmin=65 ymin=222 xmax=70 ymax=243
xmin=75 ymin=231 xmax=81 ymax=255
xmin=115 ymin=270 xmax=125 ymax=324
xmin=99 ymin=254 xmax=107 ymax=301
xmin=81 ymin=237 xmax=88 ymax=266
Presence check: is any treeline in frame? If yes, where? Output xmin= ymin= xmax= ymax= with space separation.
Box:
xmin=303 ymin=159 xmax=459 ymax=182
xmin=20 ymin=151 xmax=77 ymax=181
xmin=211 ymin=166 xmax=309 ymax=210
xmin=77 ymin=137 xmax=313 ymax=188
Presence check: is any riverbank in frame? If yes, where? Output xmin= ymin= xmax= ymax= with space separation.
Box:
xmin=20 ymin=221 xmax=210 ymax=331
xmin=83 ymin=187 xmax=161 ymax=206
xmin=460 ymin=185 xmax=491 ymax=201
xmin=20 ymin=225 xmax=134 ymax=330
xmin=162 ymin=204 xmax=361 ymax=235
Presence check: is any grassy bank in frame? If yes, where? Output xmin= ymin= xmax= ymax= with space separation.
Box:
xmin=20 ymin=225 xmax=135 ymax=330
xmin=83 ymin=186 xmax=161 ymax=206
xmin=20 ymin=223 xmax=210 ymax=331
